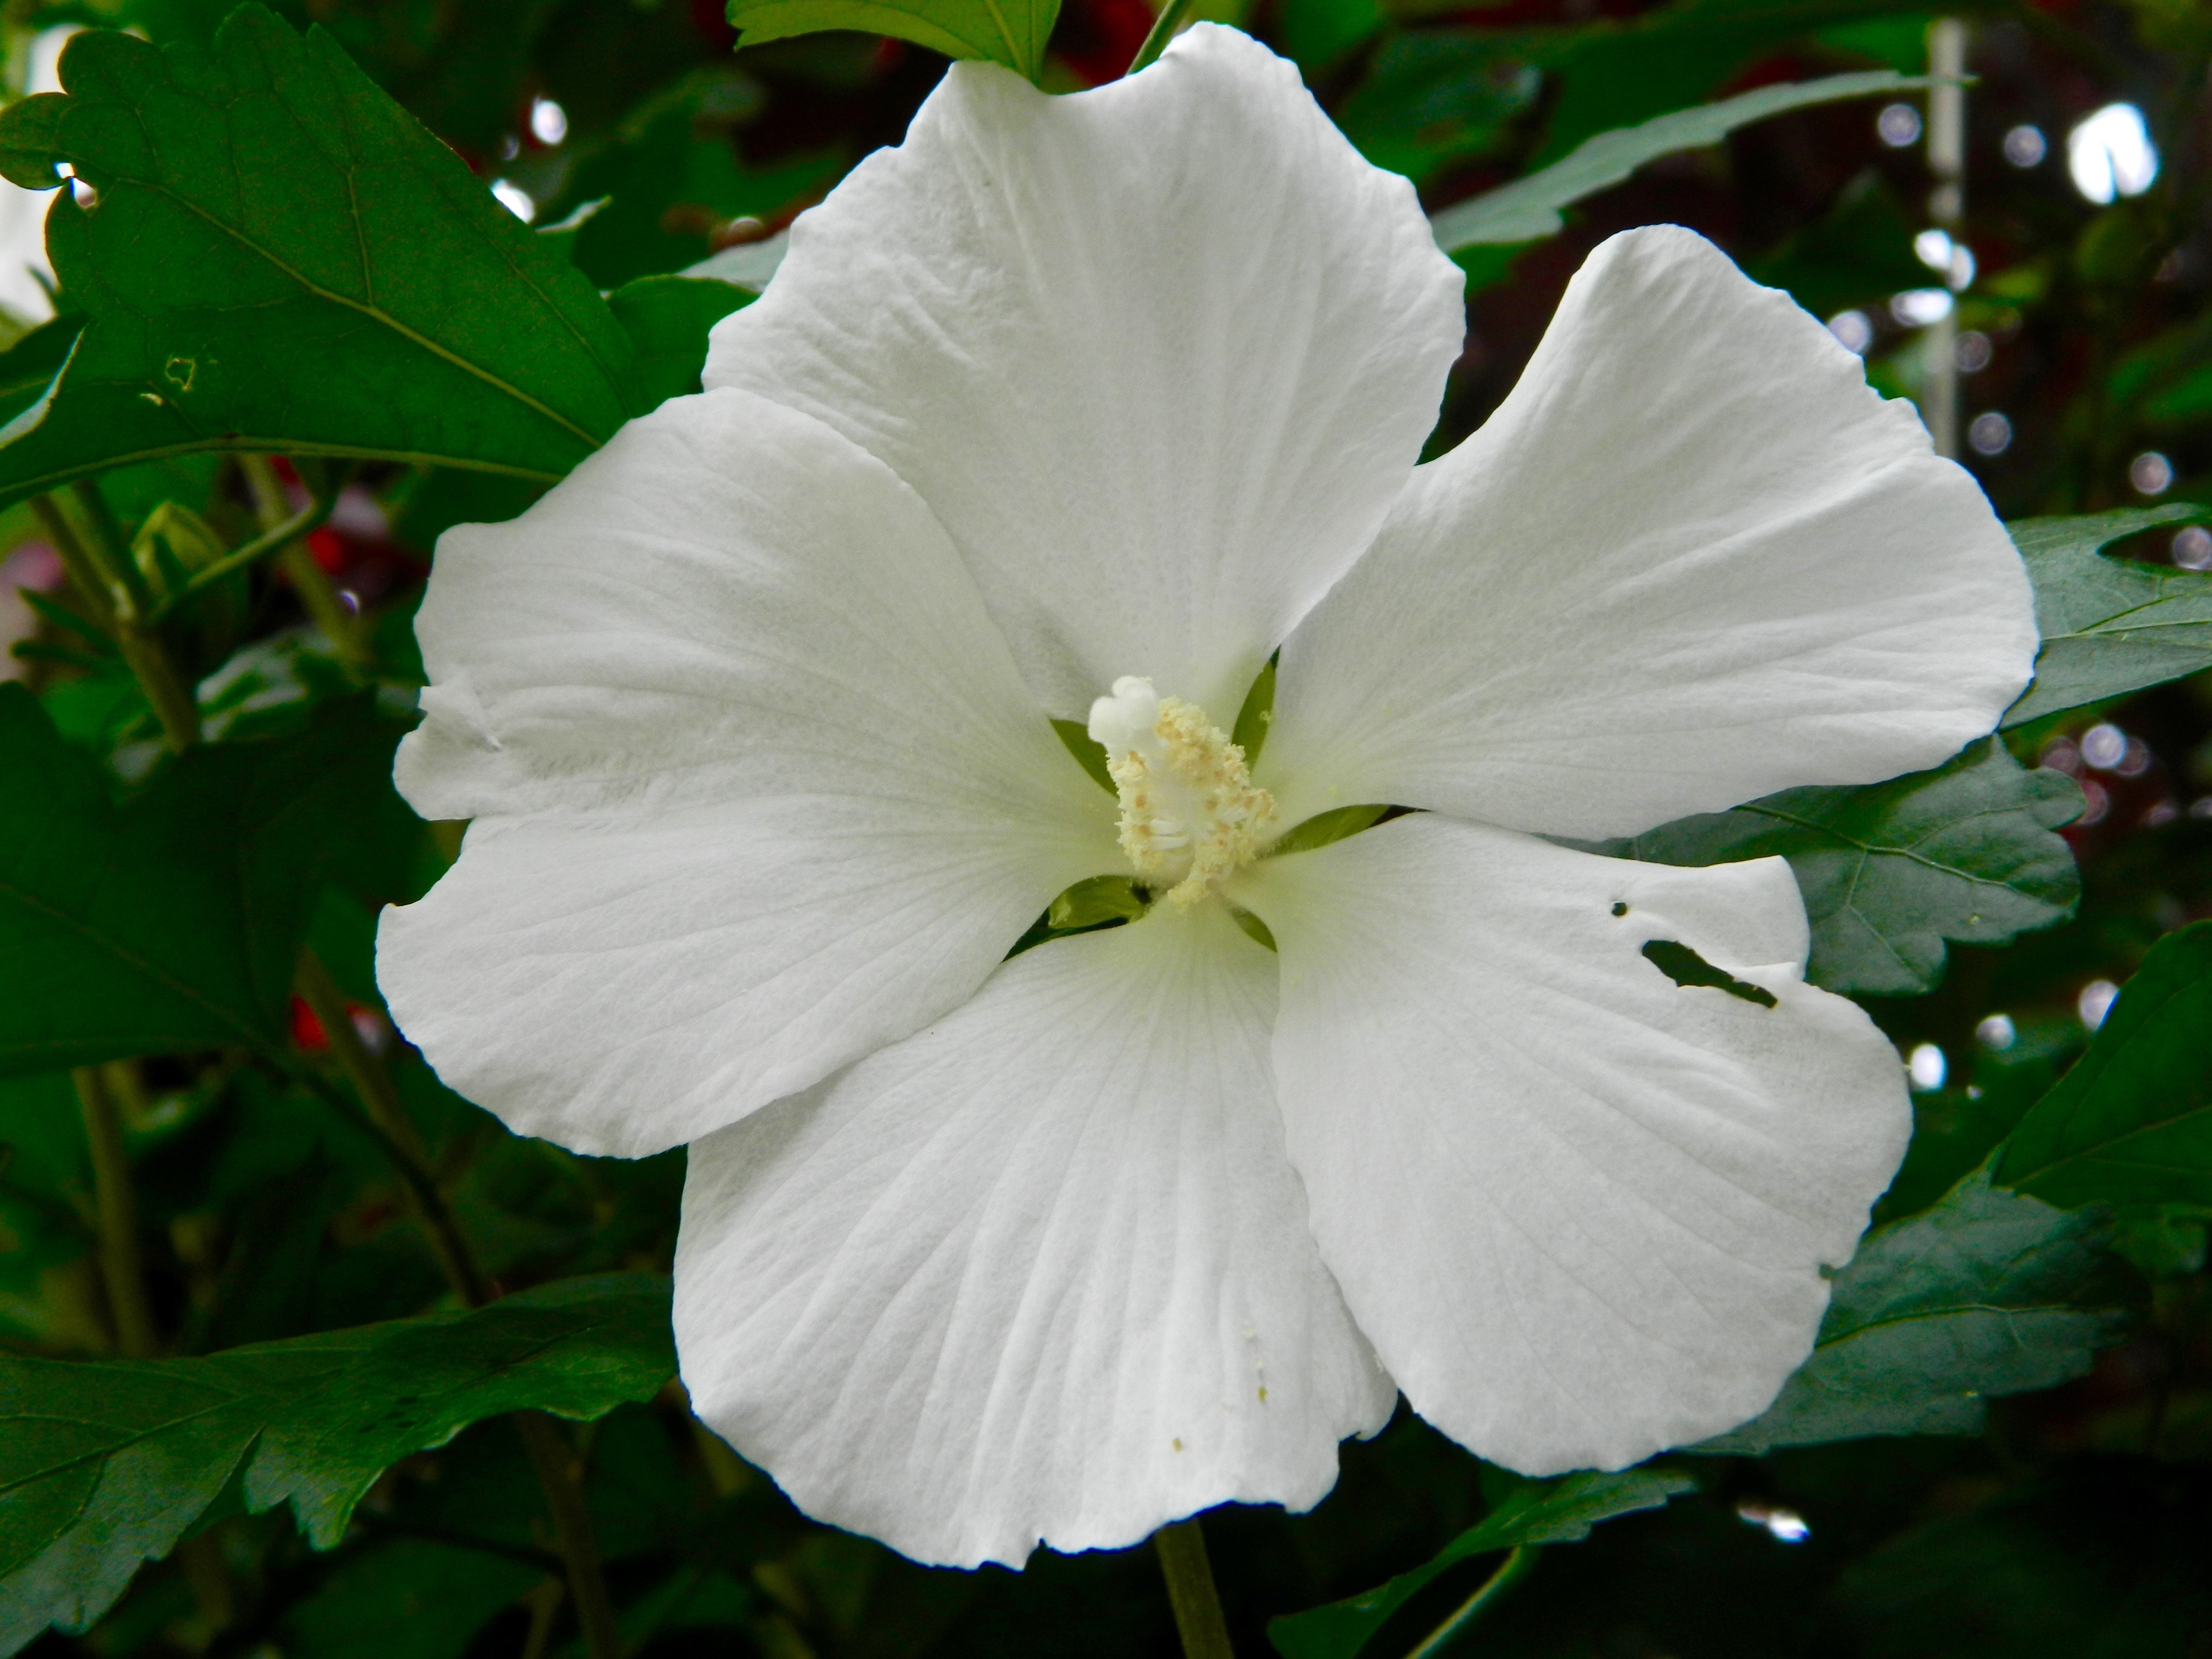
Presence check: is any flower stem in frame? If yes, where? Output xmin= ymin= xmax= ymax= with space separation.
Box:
xmin=1403 ymin=1546 xmax=1539 ymax=1658
xmin=513 ymin=1410 xmax=626 ymax=1659
xmin=294 ymin=948 xmax=488 ymax=1306
xmin=74 ymin=1064 xmax=158 ymax=1357
xmin=1154 ymin=1517 xmax=1236 ymax=1659
xmin=32 ymin=492 xmax=202 ymax=751
xmin=152 ymin=486 xmax=341 ymax=622
xmin=240 ymin=455 xmax=370 ymax=667
xmin=1125 ymin=0 xmax=1198 ymax=76
xmin=291 ymin=948 xmax=623 ymax=1659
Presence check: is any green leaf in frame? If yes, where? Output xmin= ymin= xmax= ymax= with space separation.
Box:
xmin=605 ymin=276 xmax=754 ymax=411
xmin=726 ymin=0 xmax=1059 ymax=82
xmin=1998 ymin=921 xmax=2212 ymax=1210
xmin=2000 ymin=505 xmax=2212 ymax=729
xmin=1593 ymin=738 xmax=2081 ymax=997
xmin=0 ymin=7 xmax=647 ymax=509
xmin=1698 ymin=1165 xmax=2121 ymax=1455
xmin=1267 ymin=1469 xmax=1692 ymax=1659
xmin=0 ymin=1273 xmax=673 ymax=1649
xmin=0 ymin=684 xmax=397 ymax=1075
xmin=1429 ymin=70 xmax=1927 ymax=252
xmin=0 ymin=317 xmax=80 ymax=432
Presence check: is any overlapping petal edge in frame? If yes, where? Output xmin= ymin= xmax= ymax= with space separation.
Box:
xmin=377 ymin=25 xmax=2038 ymax=1569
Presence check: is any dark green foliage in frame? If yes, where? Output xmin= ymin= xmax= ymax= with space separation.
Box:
xmin=605 ymin=275 xmax=755 ymax=408
xmin=0 ymin=0 xmax=2208 ymax=1653
xmin=1430 ymin=70 xmax=1925 ymax=251
xmin=1700 ymin=1166 xmax=2121 ymax=1455
xmin=728 ymin=0 xmax=1060 ymax=79
xmin=2000 ymin=921 xmax=2212 ymax=1210
xmin=544 ymin=86 xmax=841 ymax=289
xmin=0 ymin=1274 xmax=672 ymax=1648
xmin=2003 ymin=506 xmax=2212 ymax=728
xmin=0 ymin=686 xmax=397 ymax=1073
xmin=1268 ymin=1470 xmax=1692 ymax=1659
xmin=0 ymin=6 xmax=648 ymax=505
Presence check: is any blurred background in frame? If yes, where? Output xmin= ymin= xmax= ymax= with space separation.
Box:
xmin=3 ymin=0 xmax=2211 ymax=1654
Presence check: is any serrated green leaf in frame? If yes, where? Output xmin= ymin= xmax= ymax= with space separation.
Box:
xmin=727 ymin=0 xmax=1059 ymax=82
xmin=0 ymin=1274 xmax=673 ymax=1650
xmin=1698 ymin=1165 xmax=2121 ymax=1455
xmin=2000 ymin=505 xmax=2212 ymax=728
xmin=605 ymin=276 xmax=753 ymax=411
xmin=1430 ymin=70 xmax=1927 ymax=251
xmin=0 ymin=684 xmax=396 ymax=1075
xmin=1267 ymin=1469 xmax=1691 ymax=1659
xmin=1998 ymin=921 xmax=2212 ymax=1210
xmin=1594 ymin=738 xmax=2081 ymax=997
xmin=0 ymin=7 xmax=649 ymax=509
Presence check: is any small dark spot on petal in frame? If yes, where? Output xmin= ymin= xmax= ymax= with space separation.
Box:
xmin=1611 ymin=902 xmax=1629 ymax=917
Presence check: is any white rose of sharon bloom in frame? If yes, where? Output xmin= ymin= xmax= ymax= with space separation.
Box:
xmin=376 ymin=26 xmax=2037 ymax=1570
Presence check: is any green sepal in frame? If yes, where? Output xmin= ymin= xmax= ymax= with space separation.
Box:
xmin=1266 ymin=803 xmax=1394 ymax=860
xmin=1230 ymin=651 xmax=1276 ymax=770
xmin=1047 ymin=874 xmax=1149 ymax=931
xmin=1052 ymin=717 xmax=1115 ymax=796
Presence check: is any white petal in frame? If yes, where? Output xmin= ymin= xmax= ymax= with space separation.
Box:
xmin=675 ymin=903 xmax=1392 ymax=1567
xmin=1261 ymin=226 xmax=2036 ymax=838
xmin=377 ymin=388 xmax=1114 ymax=1157
xmin=703 ymin=25 xmax=1464 ymax=720
xmin=1230 ymin=814 xmax=1909 ymax=1474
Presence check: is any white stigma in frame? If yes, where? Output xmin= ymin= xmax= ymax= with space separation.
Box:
xmin=1086 ymin=676 xmax=1275 ymax=909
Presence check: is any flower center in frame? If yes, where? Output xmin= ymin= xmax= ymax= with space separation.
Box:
xmin=1086 ymin=676 xmax=1275 ymax=909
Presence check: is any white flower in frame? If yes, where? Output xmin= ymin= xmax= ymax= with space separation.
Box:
xmin=377 ymin=27 xmax=2036 ymax=1570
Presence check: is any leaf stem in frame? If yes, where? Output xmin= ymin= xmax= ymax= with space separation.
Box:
xmin=31 ymin=492 xmax=203 ymax=751
xmin=290 ymin=949 xmax=623 ymax=1659
xmin=240 ymin=456 xmax=370 ymax=667
xmin=153 ymin=486 xmax=341 ymax=622
xmin=1404 ymin=1546 xmax=1539 ymax=1658
xmin=514 ymin=1410 xmax=625 ymax=1659
xmin=74 ymin=1064 xmax=159 ymax=1357
xmin=1155 ymin=1517 xmax=1236 ymax=1659
xmin=293 ymin=948 xmax=488 ymax=1307
xmin=1125 ymin=0 xmax=1198 ymax=76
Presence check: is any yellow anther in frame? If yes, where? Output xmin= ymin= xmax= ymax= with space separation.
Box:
xmin=1087 ymin=676 xmax=1275 ymax=909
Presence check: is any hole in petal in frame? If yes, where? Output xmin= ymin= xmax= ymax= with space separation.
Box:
xmin=1611 ymin=901 xmax=1630 ymax=917
xmin=1640 ymin=940 xmax=1778 ymax=1008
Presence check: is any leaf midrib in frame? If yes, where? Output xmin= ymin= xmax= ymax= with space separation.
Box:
xmin=145 ymin=183 xmax=604 ymax=450
xmin=0 ymin=873 xmax=268 ymax=1053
